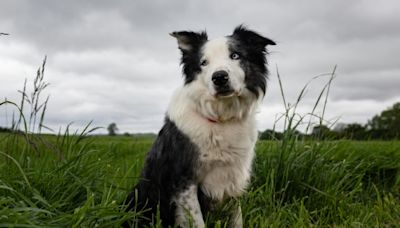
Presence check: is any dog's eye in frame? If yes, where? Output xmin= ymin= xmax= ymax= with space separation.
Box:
xmin=230 ymin=52 xmax=240 ymax=60
xmin=200 ymin=59 xmax=208 ymax=66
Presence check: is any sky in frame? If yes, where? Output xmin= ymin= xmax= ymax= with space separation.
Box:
xmin=1 ymin=0 xmax=400 ymax=134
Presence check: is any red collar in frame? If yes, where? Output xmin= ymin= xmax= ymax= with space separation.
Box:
xmin=206 ymin=117 xmax=219 ymax=123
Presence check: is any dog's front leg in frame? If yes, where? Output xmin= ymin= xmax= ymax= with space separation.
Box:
xmin=174 ymin=184 xmax=205 ymax=228
xmin=230 ymin=204 xmax=243 ymax=228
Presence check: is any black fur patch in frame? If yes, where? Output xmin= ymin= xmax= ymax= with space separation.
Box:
xmin=229 ymin=25 xmax=275 ymax=97
xmin=171 ymin=31 xmax=208 ymax=84
xmin=124 ymin=117 xmax=200 ymax=227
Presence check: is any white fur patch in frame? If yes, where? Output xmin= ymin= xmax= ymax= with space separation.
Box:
xmin=198 ymin=37 xmax=246 ymax=97
xmin=174 ymin=184 xmax=205 ymax=228
xmin=168 ymin=79 xmax=260 ymax=201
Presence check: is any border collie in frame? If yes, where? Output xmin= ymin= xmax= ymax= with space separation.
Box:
xmin=125 ymin=25 xmax=275 ymax=227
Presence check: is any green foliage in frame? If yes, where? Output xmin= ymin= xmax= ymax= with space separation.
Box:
xmin=244 ymin=66 xmax=400 ymax=226
xmin=244 ymin=140 xmax=400 ymax=226
xmin=311 ymin=124 xmax=334 ymax=139
xmin=368 ymin=102 xmax=400 ymax=139
xmin=0 ymin=127 xmax=13 ymax=133
xmin=342 ymin=123 xmax=367 ymax=140
xmin=1 ymin=133 xmax=400 ymax=227
xmin=107 ymin=123 xmax=119 ymax=136
xmin=259 ymin=129 xmax=283 ymax=140
xmin=0 ymin=133 xmax=150 ymax=227
xmin=0 ymin=59 xmax=145 ymax=227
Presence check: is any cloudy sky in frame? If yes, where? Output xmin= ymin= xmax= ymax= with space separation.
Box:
xmin=1 ymin=0 xmax=400 ymax=134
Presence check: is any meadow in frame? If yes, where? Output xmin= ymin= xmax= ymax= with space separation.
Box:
xmin=1 ymin=131 xmax=399 ymax=227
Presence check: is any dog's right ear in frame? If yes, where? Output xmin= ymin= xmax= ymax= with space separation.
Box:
xmin=170 ymin=31 xmax=208 ymax=52
xmin=232 ymin=25 xmax=276 ymax=52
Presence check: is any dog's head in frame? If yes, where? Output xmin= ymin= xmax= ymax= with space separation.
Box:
xmin=171 ymin=25 xmax=275 ymax=100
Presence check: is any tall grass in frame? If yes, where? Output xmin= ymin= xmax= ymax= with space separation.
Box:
xmin=0 ymin=58 xmax=146 ymax=227
xmin=238 ymin=66 xmax=400 ymax=226
xmin=0 ymin=61 xmax=399 ymax=227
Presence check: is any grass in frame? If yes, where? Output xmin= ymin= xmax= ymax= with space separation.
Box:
xmin=1 ymin=61 xmax=399 ymax=227
xmin=0 ymin=133 xmax=149 ymax=227
xmin=1 ymin=134 xmax=399 ymax=227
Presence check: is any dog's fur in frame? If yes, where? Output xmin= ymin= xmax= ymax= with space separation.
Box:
xmin=124 ymin=25 xmax=275 ymax=227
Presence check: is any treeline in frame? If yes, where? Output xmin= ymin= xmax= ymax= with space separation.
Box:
xmin=0 ymin=127 xmax=23 ymax=134
xmin=0 ymin=127 xmax=13 ymax=133
xmin=260 ymin=102 xmax=400 ymax=140
xmin=2 ymin=102 xmax=399 ymax=140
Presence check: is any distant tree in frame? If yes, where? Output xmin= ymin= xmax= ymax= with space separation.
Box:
xmin=260 ymin=129 xmax=283 ymax=140
xmin=333 ymin=123 xmax=348 ymax=132
xmin=367 ymin=102 xmax=400 ymax=139
xmin=0 ymin=127 xmax=12 ymax=133
xmin=311 ymin=124 xmax=333 ymax=139
xmin=342 ymin=123 xmax=367 ymax=140
xmin=0 ymin=127 xmax=23 ymax=134
xmin=107 ymin=123 xmax=118 ymax=136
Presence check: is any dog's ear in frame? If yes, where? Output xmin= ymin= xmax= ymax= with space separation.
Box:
xmin=232 ymin=25 xmax=276 ymax=50
xmin=170 ymin=31 xmax=208 ymax=52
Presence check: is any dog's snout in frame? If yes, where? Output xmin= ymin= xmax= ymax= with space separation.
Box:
xmin=212 ymin=70 xmax=229 ymax=86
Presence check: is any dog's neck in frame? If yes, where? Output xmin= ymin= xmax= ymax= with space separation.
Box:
xmin=167 ymin=85 xmax=259 ymax=126
xmin=206 ymin=117 xmax=219 ymax=123
xmin=197 ymin=97 xmax=248 ymax=124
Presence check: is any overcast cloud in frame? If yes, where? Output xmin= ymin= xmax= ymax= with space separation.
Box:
xmin=1 ymin=0 xmax=400 ymax=134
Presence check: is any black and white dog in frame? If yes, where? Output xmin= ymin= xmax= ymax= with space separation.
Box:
xmin=125 ymin=25 xmax=275 ymax=227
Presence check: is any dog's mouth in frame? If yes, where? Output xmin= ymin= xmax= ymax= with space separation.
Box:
xmin=215 ymin=88 xmax=237 ymax=98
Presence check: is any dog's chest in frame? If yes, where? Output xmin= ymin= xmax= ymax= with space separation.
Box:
xmin=192 ymin=122 xmax=257 ymax=200
xmin=197 ymin=125 xmax=251 ymax=163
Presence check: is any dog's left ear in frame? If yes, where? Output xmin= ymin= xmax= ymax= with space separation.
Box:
xmin=170 ymin=31 xmax=208 ymax=52
xmin=232 ymin=25 xmax=276 ymax=50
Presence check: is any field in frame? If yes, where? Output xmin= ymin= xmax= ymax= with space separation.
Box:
xmin=1 ymin=66 xmax=399 ymax=226
xmin=1 ymin=131 xmax=399 ymax=227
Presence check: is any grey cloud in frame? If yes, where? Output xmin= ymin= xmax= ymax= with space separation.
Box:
xmin=50 ymin=49 xmax=181 ymax=85
xmin=332 ymin=69 xmax=400 ymax=101
xmin=1 ymin=0 xmax=400 ymax=133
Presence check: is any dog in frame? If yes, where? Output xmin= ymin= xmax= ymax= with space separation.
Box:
xmin=124 ymin=25 xmax=275 ymax=227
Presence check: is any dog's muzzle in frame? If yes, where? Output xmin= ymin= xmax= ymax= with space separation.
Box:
xmin=212 ymin=70 xmax=235 ymax=97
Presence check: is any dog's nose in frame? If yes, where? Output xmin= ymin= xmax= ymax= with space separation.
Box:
xmin=212 ymin=70 xmax=229 ymax=86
